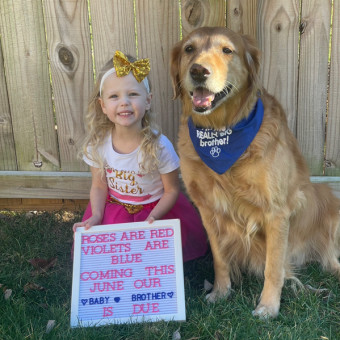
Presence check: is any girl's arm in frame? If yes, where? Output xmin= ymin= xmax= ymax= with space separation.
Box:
xmin=146 ymin=169 xmax=180 ymax=223
xmin=73 ymin=166 xmax=108 ymax=231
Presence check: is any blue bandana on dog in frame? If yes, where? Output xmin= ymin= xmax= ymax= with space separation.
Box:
xmin=188 ymin=99 xmax=264 ymax=174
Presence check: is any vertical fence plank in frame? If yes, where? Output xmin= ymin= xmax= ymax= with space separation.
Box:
xmin=181 ymin=0 xmax=227 ymax=37
xmin=297 ymin=0 xmax=331 ymax=175
xmin=135 ymin=0 xmax=181 ymax=145
xmin=325 ymin=0 xmax=340 ymax=176
xmin=0 ymin=38 xmax=16 ymax=170
xmin=0 ymin=0 xmax=59 ymax=171
xmin=89 ymin=0 xmax=136 ymax=74
xmin=227 ymin=0 xmax=258 ymax=38
xmin=257 ymin=0 xmax=300 ymax=134
xmin=43 ymin=0 xmax=93 ymax=171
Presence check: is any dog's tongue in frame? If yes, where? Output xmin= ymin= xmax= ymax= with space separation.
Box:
xmin=192 ymin=88 xmax=215 ymax=108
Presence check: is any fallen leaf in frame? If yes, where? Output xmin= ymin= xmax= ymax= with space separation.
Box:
xmin=4 ymin=289 xmax=12 ymax=300
xmin=24 ymin=282 xmax=45 ymax=292
xmin=45 ymin=320 xmax=56 ymax=334
xmin=215 ymin=331 xmax=224 ymax=340
xmin=28 ymin=257 xmax=55 ymax=269
xmin=28 ymin=257 xmax=57 ymax=275
xmin=1 ymin=284 xmax=9 ymax=295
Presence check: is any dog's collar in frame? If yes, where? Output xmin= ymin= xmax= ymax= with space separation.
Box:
xmin=188 ymin=99 xmax=264 ymax=174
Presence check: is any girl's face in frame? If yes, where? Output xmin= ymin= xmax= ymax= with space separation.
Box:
xmin=99 ymin=72 xmax=152 ymax=130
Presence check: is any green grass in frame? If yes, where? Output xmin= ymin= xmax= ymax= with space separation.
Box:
xmin=0 ymin=211 xmax=339 ymax=340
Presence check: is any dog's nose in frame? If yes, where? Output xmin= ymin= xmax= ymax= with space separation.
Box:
xmin=190 ymin=63 xmax=210 ymax=83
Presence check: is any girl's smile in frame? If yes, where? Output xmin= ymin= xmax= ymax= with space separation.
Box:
xmin=118 ymin=111 xmax=133 ymax=116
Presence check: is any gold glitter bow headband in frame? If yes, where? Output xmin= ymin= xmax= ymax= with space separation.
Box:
xmin=113 ymin=51 xmax=150 ymax=83
xmin=99 ymin=52 xmax=151 ymax=96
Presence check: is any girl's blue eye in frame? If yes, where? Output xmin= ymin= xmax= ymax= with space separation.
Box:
xmin=130 ymin=92 xmax=139 ymax=96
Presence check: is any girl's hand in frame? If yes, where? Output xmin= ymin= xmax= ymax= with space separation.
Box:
xmin=73 ymin=215 xmax=102 ymax=232
xmin=146 ymin=215 xmax=155 ymax=224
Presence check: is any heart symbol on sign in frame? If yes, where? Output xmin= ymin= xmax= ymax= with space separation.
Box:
xmin=167 ymin=292 xmax=174 ymax=298
xmin=81 ymin=299 xmax=88 ymax=306
xmin=114 ymin=297 xmax=120 ymax=303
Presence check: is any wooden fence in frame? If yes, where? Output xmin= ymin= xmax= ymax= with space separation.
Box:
xmin=0 ymin=0 xmax=339 ymax=210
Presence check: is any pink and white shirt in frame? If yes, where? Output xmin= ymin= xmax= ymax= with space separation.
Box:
xmin=83 ymin=133 xmax=179 ymax=205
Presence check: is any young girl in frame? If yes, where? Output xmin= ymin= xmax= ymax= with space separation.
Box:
xmin=73 ymin=51 xmax=207 ymax=262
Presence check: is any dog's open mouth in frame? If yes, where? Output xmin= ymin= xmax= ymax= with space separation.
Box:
xmin=190 ymin=85 xmax=232 ymax=114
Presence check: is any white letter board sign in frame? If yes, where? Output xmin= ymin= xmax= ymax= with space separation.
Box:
xmin=70 ymin=219 xmax=186 ymax=327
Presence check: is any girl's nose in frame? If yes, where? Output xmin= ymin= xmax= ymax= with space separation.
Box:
xmin=120 ymin=95 xmax=130 ymax=105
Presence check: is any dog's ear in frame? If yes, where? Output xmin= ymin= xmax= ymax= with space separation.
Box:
xmin=242 ymin=35 xmax=261 ymax=88
xmin=170 ymin=41 xmax=183 ymax=99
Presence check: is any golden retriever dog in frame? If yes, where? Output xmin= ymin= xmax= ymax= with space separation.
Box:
xmin=170 ymin=26 xmax=340 ymax=318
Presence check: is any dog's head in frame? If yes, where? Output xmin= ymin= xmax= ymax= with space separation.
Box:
xmin=170 ymin=27 xmax=260 ymax=118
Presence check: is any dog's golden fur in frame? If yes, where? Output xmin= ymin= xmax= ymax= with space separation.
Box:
xmin=170 ymin=26 xmax=340 ymax=318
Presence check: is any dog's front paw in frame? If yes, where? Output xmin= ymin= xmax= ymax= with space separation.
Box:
xmin=252 ymin=303 xmax=279 ymax=319
xmin=206 ymin=288 xmax=231 ymax=303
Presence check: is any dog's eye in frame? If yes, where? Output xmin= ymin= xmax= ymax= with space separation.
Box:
xmin=185 ymin=45 xmax=194 ymax=53
xmin=223 ymin=47 xmax=233 ymax=54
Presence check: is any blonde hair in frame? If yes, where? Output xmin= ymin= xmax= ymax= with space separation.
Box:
xmin=81 ymin=56 xmax=160 ymax=176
